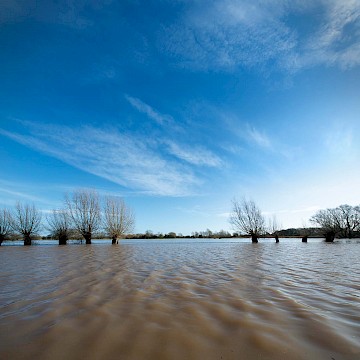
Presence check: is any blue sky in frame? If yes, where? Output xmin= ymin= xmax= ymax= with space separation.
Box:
xmin=1 ymin=0 xmax=360 ymax=235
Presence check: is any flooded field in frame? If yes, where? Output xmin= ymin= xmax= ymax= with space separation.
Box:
xmin=0 ymin=239 xmax=359 ymax=359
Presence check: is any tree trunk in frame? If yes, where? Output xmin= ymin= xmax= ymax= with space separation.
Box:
xmin=0 ymin=234 xmax=4 ymax=246
xmin=59 ymin=233 xmax=68 ymax=245
xmin=275 ymin=234 xmax=279 ymax=243
xmin=84 ymin=232 xmax=92 ymax=244
xmin=302 ymin=235 xmax=308 ymax=243
xmin=24 ymin=234 xmax=32 ymax=246
xmin=112 ymin=235 xmax=118 ymax=244
xmin=251 ymin=234 xmax=258 ymax=243
xmin=324 ymin=232 xmax=335 ymax=242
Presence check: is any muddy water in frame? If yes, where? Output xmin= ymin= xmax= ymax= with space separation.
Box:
xmin=0 ymin=239 xmax=359 ymax=360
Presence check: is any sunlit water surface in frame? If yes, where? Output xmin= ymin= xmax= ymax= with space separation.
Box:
xmin=0 ymin=239 xmax=359 ymax=360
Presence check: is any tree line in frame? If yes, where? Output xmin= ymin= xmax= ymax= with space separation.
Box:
xmin=1 ymin=193 xmax=359 ymax=246
xmin=0 ymin=189 xmax=134 ymax=246
xmin=229 ymin=198 xmax=360 ymax=243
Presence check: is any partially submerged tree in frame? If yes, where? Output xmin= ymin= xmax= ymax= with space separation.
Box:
xmin=310 ymin=208 xmax=341 ymax=242
xmin=300 ymin=220 xmax=310 ymax=243
xmin=46 ymin=209 xmax=71 ymax=245
xmin=268 ymin=215 xmax=281 ymax=243
xmin=65 ymin=189 xmax=101 ymax=244
xmin=337 ymin=205 xmax=360 ymax=238
xmin=104 ymin=196 xmax=135 ymax=244
xmin=0 ymin=208 xmax=13 ymax=246
xmin=229 ymin=198 xmax=265 ymax=243
xmin=10 ymin=203 xmax=42 ymax=246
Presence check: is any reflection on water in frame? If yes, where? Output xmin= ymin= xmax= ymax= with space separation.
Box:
xmin=0 ymin=239 xmax=359 ymax=360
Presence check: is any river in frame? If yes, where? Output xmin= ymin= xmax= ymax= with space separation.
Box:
xmin=0 ymin=238 xmax=359 ymax=359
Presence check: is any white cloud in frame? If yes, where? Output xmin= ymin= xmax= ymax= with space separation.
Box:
xmin=125 ymin=95 xmax=176 ymax=127
xmin=0 ymin=124 xmax=200 ymax=197
xmin=302 ymin=0 xmax=360 ymax=69
xmin=247 ymin=126 xmax=272 ymax=149
xmin=162 ymin=0 xmax=296 ymax=71
xmin=165 ymin=140 xmax=223 ymax=167
xmin=160 ymin=0 xmax=360 ymax=72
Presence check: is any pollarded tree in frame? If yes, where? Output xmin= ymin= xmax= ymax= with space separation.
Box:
xmin=104 ymin=196 xmax=135 ymax=244
xmin=0 ymin=208 xmax=13 ymax=246
xmin=310 ymin=208 xmax=341 ymax=242
xmin=11 ymin=202 xmax=42 ymax=246
xmin=229 ymin=198 xmax=265 ymax=243
xmin=65 ymin=189 xmax=101 ymax=244
xmin=46 ymin=209 xmax=71 ymax=245
xmin=311 ymin=205 xmax=360 ymax=241
xmin=337 ymin=204 xmax=360 ymax=239
xmin=268 ymin=215 xmax=281 ymax=243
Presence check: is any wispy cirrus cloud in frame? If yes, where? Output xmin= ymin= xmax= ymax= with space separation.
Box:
xmin=124 ymin=95 xmax=224 ymax=168
xmin=0 ymin=186 xmax=43 ymax=205
xmin=165 ymin=140 xmax=223 ymax=167
xmin=160 ymin=0 xmax=360 ymax=72
xmin=222 ymin=112 xmax=273 ymax=151
xmin=0 ymin=123 xmax=200 ymax=196
xmin=125 ymin=94 xmax=176 ymax=127
xmin=303 ymin=0 xmax=360 ymax=69
xmin=162 ymin=0 xmax=297 ymax=72
xmin=247 ymin=126 xmax=272 ymax=149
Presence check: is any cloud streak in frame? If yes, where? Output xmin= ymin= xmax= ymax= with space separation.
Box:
xmin=0 ymin=124 xmax=201 ymax=196
xmin=125 ymin=95 xmax=176 ymax=127
xmin=247 ymin=126 xmax=272 ymax=149
xmin=0 ymin=116 xmax=226 ymax=197
xmin=165 ymin=140 xmax=223 ymax=167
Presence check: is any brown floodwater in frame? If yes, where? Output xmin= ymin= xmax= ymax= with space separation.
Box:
xmin=0 ymin=239 xmax=359 ymax=360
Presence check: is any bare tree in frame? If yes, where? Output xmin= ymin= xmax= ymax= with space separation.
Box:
xmin=0 ymin=209 xmax=13 ymax=246
xmin=229 ymin=198 xmax=265 ymax=243
xmin=300 ymin=219 xmax=310 ymax=243
xmin=65 ymin=189 xmax=101 ymax=244
xmin=46 ymin=209 xmax=71 ymax=245
xmin=337 ymin=205 xmax=360 ymax=238
xmin=10 ymin=203 xmax=42 ymax=246
xmin=310 ymin=208 xmax=341 ymax=242
xmin=268 ymin=215 xmax=281 ymax=243
xmin=311 ymin=204 xmax=360 ymax=241
xmin=104 ymin=197 xmax=135 ymax=244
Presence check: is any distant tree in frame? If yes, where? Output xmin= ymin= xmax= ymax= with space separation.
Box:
xmin=10 ymin=203 xmax=42 ymax=246
xmin=310 ymin=208 xmax=341 ymax=242
xmin=201 ymin=229 xmax=213 ymax=238
xmin=229 ymin=198 xmax=265 ymax=243
xmin=300 ymin=220 xmax=310 ymax=243
xmin=65 ymin=189 xmax=101 ymax=244
xmin=104 ymin=196 xmax=135 ymax=244
xmin=46 ymin=209 xmax=71 ymax=245
xmin=216 ymin=229 xmax=232 ymax=238
xmin=268 ymin=215 xmax=281 ymax=243
xmin=144 ymin=230 xmax=154 ymax=239
xmin=165 ymin=232 xmax=177 ymax=238
xmin=0 ymin=208 xmax=13 ymax=246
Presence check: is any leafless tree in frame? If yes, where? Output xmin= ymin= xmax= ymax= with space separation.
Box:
xmin=310 ymin=208 xmax=341 ymax=242
xmin=229 ymin=198 xmax=265 ymax=243
xmin=10 ymin=203 xmax=42 ymax=246
xmin=268 ymin=215 xmax=281 ymax=243
xmin=0 ymin=208 xmax=13 ymax=245
xmin=337 ymin=205 xmax=360 ymax=238
xmin=300 ymin=219 xmax=310 ymax=242
xmin=104 ymin=197 xmax=135 ymax=244
xmin=65 ymin=189 xmax=101 ymax=244
xmin=311 ymin=204 xmax=360 ymax=241
xmin=46 ymin=209 xmax=71 ymax=245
